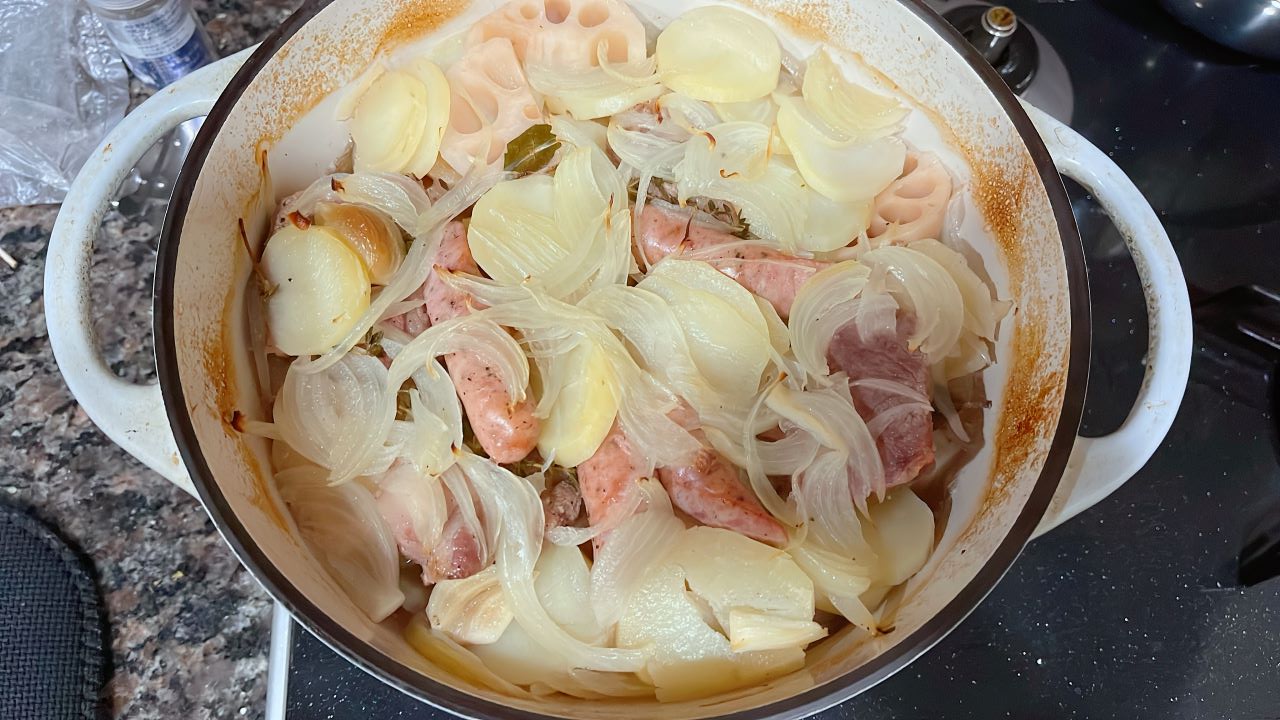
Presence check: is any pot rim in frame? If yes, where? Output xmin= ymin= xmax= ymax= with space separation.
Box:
xmin=154 ymin=1 xmax=1091 ymax=717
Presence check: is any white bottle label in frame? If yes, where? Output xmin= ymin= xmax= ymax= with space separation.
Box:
xmin=99 ymin=0 xmax=196 ymax=59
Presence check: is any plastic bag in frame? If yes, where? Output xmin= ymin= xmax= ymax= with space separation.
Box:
xmin=0 ymin=0 xmax=129 ymax=207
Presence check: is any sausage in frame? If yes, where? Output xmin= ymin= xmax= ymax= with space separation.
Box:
xmin=578 ymin=415 xmax=788 ymax=548
xmin=425 ymin=222 xmax=540 ymax=464
xmin=426 ymin=506 xmax=484 ymax=582
xmin=576 ymin=420 xmax=646 ymax=546
xmin=634 ymin=205 xmax=827 ymax=320
xmin=659 ymin=403 xmax=787 ymax=546
xmin=374 ymin=462 xmax=482 ymax=584
xmin=541 ymin=468 xmax=585 ymax=534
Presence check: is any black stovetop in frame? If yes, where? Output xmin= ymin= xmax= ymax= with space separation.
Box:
xmin=285 ymin=2 xmax=1280 ymax=717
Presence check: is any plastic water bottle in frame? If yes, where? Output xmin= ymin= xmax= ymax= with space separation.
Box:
xmin=85 ymin=0 xmax=217 ymax=88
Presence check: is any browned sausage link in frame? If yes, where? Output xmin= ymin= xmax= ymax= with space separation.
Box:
xmin=425 ymin=221 xmax=539 ymax=463
xmin=577 ymin=421 xmax=645 ymax=548
xmin=634 ymin=205 xmax=826 ymax=320
xmin=427 ymin=509 xmax=484 ymax=582
xmin=658 ymin=447 xmax=787 ymax=547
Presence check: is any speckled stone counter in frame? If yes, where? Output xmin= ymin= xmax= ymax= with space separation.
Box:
xmin=0 ymin=2 xmax=302 ymax=717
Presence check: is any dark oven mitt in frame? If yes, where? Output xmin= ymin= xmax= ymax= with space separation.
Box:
xmin=0 ymin=503 xmax=107 ymax=719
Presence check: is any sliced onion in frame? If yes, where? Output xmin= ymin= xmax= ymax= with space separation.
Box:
xmin=291 ymin=171 xmax=432 ymax=233
xmin=801 ymin=49 xmax=909 ymax=140
xmin=277 ymin=467 xmax=404 ymax=621
xmin=909 ymin=238 xmax=1010 ymax=341
xmin=776 ymin=96 xmax=906 ymax=203
xmin=637 ymin=257 xmax=773 ymax=397
xmin=767 ymin=380 xmax=885 ymax=507
xmin=372 ymin=460 xmax=448 ymax=565
xmin=271 ymin=353 xmax=397 ymax=484
xmin=788 ymin=261 xmax=872 ymax=382
xmin=387 ymin=316 xmax=530 ymax=407
xmin=477 ymin=295 xmax=700 ymax=472
xmin=861 ymin=245 xmax=965 ymax=359
xmin=527 ymin=47 xmax=664 ymax=121
xmin=656 ymin=6 xmax=781 ymax=102
xmin=457 ymin=451 xmax=647 ymax=672
xmin=469 ymin=144 xmax=631 ymax=302
xmin=295 ymin=167 xmax=505 ymax=374
xmin=441 ymin=464 xmax=491 ymax=566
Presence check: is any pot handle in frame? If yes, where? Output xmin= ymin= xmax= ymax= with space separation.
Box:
xmin=1022 ymin=103 xmax=1193 ymax=536
xmin=45 ymin=48 xmax=253 ymax=496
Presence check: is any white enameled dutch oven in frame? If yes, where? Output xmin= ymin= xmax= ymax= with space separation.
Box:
xmin=45 ymin=1 xmax=1193 ymax=717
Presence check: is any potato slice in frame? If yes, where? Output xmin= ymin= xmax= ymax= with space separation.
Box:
xmin=656 ymin=6 xmax=781 ymax=103
xmin=536 ymin=339 xmax=620 ymax=467
xmin=261 ymin=225 xmax=370 ymax=356
xmin=616 ymin=562 xmax=805 ymax=702
xmin=863 ymin=488 xmax=935 ymax=588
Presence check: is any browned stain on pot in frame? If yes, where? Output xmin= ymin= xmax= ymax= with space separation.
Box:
xmin=205 ymin=304 xmax=292 ymax=533
xmin=377 ymin=0 xmax=468 ymax=54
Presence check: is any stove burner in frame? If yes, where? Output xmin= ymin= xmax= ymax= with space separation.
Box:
xmin=945 ymin=5 xmax=1038 ymax=93
xmin=925 ymin=1 xmax=1074 ymax=124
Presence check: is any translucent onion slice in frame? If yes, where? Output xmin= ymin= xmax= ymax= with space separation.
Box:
xmin=788 ymin=261 xmax=872 ymax=382
xmin=313 ymin=202 xmax=405 ymax=285
xmin=474 ymin=295 xmax=700 ymax=471
xmin=728 ymin=609 xmax=827 ymax=653
xmin=277 ymin=467 xmax=404 ymax=621
xmin=638 ymin=258 xmax=773 ymax=396
xmin=291 ymin=171 xmax=433 ymax=233
xmin=272 ymin=353 xmax=397 ymax=485
xmin=589 ymin=478 xmax=685 ymax=630
xmin=456 ymin=451 xmax=646 ymax=672
xmin=656 ymin=6 xmax=781 ymax=102
xmin=527 ymin=48 xmax=664 ymax=121
xmin=767 ymin=380 xmax=886 ymax=508
xmin=386 ymin=316 xmax=531 ymax=408
xmin=469 ymin=144 xmax=631 ymax=301
xmin=909 ymin=238 xmax=1009 ymax=340
xmin=802 ymin=49 xmax=909 ymax=140
xmin=467 ymin=173 xmax=560 ymax=286
xmin=261 ymin=224 xmax=371 ymax=357
xmin=790 ymin=540 xmax=876 ymax=629
xmin=861 ymin=245 xmax=965 ymax=359
xmin=295 ymin=168 xmax=505 ymax=374
xmin=775 ymin=96 xmax=906 ymax=203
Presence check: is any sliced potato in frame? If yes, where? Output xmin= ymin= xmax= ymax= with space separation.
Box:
xmin=656 ymin=6 xmax=781 ymax=102
xmin=863 ymin=488 xmax=935 ymax=587
xmin=261 ymin=225 xmax=370 ymax=356
xmin=616 ymin=562 xmax=806 ymax=702
xmin=537 ymin=339 xmax=620 ymax=467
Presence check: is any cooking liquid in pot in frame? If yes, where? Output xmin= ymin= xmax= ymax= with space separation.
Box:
xmin=242 ymin=0 xmax=1011 ymax=702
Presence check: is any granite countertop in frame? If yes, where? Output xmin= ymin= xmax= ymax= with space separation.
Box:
xmin=0 ymin=1 xmax=302 ymax=717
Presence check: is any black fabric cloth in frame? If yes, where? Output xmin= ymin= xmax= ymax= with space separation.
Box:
xmin=0 ymin=503 xmax=106 ymax=719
